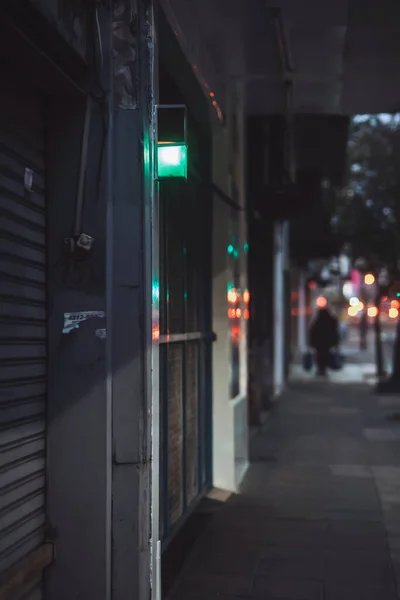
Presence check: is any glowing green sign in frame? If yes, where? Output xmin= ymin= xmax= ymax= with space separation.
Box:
xmin=157 ymin=143 xmax=187 ymax=179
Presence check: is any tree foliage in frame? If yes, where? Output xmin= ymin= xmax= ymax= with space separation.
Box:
xmin=331 ymin=114 xmax=400 ymax=270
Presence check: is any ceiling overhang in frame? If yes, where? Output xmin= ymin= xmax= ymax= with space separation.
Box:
xmin=159 ymin=0 xmax=400 ymax=117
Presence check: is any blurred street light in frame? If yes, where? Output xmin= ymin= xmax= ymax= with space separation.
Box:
xmin=364 ymin=273 xmax=375 ymax=285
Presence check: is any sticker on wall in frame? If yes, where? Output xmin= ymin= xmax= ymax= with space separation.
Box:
xmin=62 ymin=311 xmax=105 ymax=334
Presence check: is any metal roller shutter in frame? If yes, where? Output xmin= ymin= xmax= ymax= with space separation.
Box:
xmin=0 ymin=79 xmax=47 ymax=589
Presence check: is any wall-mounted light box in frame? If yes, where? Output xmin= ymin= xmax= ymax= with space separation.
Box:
xmin=157 ymin=105 xmax=188 ymax=180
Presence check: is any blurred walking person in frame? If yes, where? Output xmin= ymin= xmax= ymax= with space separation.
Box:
xmin=309 ymin=306 xmax=339 ymax=376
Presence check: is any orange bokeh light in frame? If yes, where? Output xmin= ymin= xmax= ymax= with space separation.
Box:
xmin=316 ymin=296 xmax=327 ymax=308
xmin=364 ymin=273 xmax=375 ymax=285
xmin=244 ymin=309 xmax=250 ymax=320
xmin=227 ymin=290 xmax=238 ymax=303
xmin=391 ymin=300 xmax=400 ymax=309
xmin=243 ymin=290 xmax=250 ymax=303
xmin=236 ymin=308 xmax=242 ymax=318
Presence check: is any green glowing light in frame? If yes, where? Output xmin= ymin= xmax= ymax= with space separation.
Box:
xmin=184 ymin=291 xmax=188 ymax=301
xmin=227 ymin=244 xmax=234 ymax=254
xmin=244 ymin=242 xmax=249 ymax=253
xmin=157 ymin=143 xmax=187 ymax=179
xmin=152 ymin=281 xmax=160 ymax=307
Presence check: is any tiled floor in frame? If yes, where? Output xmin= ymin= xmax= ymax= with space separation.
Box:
xmin=167 ymin=376 xmax=400 ymax=599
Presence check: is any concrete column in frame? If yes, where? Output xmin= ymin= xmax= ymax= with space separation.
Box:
xmin=212 ymin=191 xmax=236 ymax=491
xmin=236 ymin=80 xmax=249 ymax=485
xmin=273 ymin=221 xmax=285 ymax=397
xmin=211 ymin=78 xmax=249 ymax=492
xmin=45 ymin=3 xmax=157 ymax=600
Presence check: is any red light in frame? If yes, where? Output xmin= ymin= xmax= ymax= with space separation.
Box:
xmin=209 ymin=92 xmax=215 ymax=97
xmin=152 ymin=327 xmax=160 ymax=340
xmin=316 ymin=296 xmax=327 ymax=308
xmin=308 ymin=281 xmax=316 ymax=289
xmin=236 ymin=308 xmax=242 ymax=318
xmin=244 ymin=309 xmax=250 ymax=320
xmin=228 ymin=308 xmax=236 ymax=319
xmin=243 ymin=290 xmax=250 ymax=304
xmin=231 ymin=325 xmax=241 ymax=338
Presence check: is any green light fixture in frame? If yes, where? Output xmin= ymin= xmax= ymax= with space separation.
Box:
xmin=157 ymin=143 xmax=187 ymax=179
xmin=156 ymin=104 xmax=188 ymax=180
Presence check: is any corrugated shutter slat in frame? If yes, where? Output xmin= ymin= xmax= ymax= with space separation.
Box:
xmin=0 ymin=82 xmax=47 ymax=596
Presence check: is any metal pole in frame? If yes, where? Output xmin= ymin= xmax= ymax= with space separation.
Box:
xmin=143 ymin=3 xmax=160 ymax=599
xmin=74 ymin=96 xmax=92 ymax=237
xmin=104 ymin=4 xmax=114 ymax=600
xmin=374 ymin=290 xmax=385 ymax=378
xmin=298 ymin=270 xmax=307 ymax=354
xmin=359 ymin=281 xmax=368 ymax=351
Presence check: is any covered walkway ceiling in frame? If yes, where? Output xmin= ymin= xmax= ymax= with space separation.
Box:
xmin=160 ymin=0 xmax=400 ymax=116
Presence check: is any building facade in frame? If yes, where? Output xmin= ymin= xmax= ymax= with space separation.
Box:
xmin=0 ymin=2 xmax=250 ymax=599
xmin=0 ymin=0 xmax=361 ymax=599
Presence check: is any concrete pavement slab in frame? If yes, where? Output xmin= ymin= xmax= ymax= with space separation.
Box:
xmin=166 ymin=378 xmax=400 ymax=600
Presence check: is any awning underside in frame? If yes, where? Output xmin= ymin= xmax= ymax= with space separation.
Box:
xmin=162 ymin=0 xmax=400 ymax=116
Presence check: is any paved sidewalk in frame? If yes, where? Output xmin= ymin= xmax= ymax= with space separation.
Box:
xmin=167 ymin=379 xmax=400 ymax=600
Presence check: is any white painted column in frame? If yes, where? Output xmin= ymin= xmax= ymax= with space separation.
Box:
xmin=298 ymin=270 xmax=307 ymax=354
xmin=211 ymin=193 xmax=235 ymax=492
xmin=211 ymin=118 xmax=235 ymax=492
xmin=273 ymin=221 xmax=285 ymax=397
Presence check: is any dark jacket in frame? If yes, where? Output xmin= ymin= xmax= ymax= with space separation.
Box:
xmin=309 ymin=308 xmax=339 ymax=350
